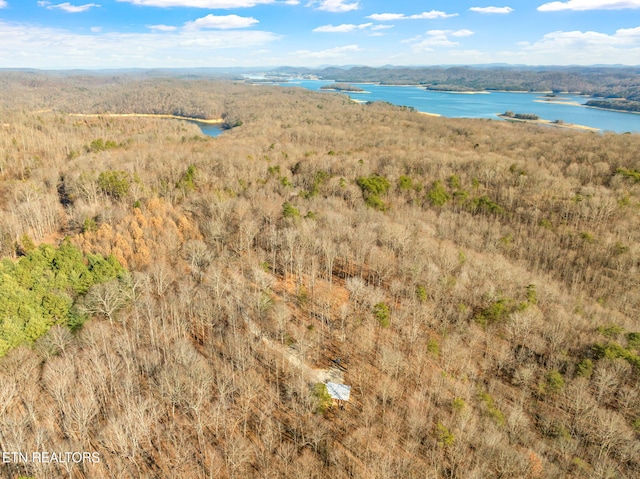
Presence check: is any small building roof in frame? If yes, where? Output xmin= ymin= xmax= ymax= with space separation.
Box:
xmin=325 ymin=382 xmax=351 ymax=401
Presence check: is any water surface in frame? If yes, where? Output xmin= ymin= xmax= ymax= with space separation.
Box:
xmin=189 ymin=120 xmax=223 ymax=138
xmin=277 ymin=80 xmax=640 ymax=133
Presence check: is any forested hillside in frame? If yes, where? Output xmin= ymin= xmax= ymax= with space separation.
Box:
xmin=1 ymin=74 xmax=639 ymax=478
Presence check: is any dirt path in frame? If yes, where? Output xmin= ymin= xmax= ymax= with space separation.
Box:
xmin=68 ymin=112 xmax=223 ymax=124
xmin=243 ymin=313 xmax=343 ymax=384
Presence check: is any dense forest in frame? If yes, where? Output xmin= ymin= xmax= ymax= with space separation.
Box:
xmin=1 ymin=73 xmax=640 ymax=478
xmin=275 ymin=65 xmax=640 ymax=101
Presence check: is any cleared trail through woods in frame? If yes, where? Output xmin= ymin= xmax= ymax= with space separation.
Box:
xmin=241 ymin=310 xmax=343 ymax=385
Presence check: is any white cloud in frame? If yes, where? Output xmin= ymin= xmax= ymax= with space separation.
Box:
xmin=148 ymin=24 xmax=178 ymax=31
xmin=366 ymin=13 xmax=404 ymax=21
xmin=526 ymin=27 xmax=640 ymax=48
xmin=469 ymin=6 xmax=514 ymax=14
xmin=313 ymin=22 xmax=371 ymax=32
xmin=371 ymin=24 xmax=393 ymax=31
xmin=510 ymin=26 xmax=640 ymax=63
xmin=184 ymin=14 xmax=258 ymax=29
xmin=117 ymin=0 xmax=275 ymax=7
xmin=538 ymin=0 xmax=640 ymax=11
xmin=39 ymin=2 xmax=101 ymax=12
xmin=291 ymin=44 xmax=360 ymax=58
xmin=407 ymin=29 xmax=473 ymax=52
xmin=616 ymin=25 xmax=640 ymax=38
xmin=307 ymin=0 xmax=359 ymax=12
xmin=0 ymin=20 xmax=281 ymax=68
xmin=450 ymin=29 xmax=474 ymax=37
xmin=411 ymin=36 xmax=458 ymax=50
xmin=0 ymin=1 xmax=7 ymax=8
xmin=90 ymin=26 xmax=102 ymax=32
xmin=367 ymin=11 xmax=458 ymax=21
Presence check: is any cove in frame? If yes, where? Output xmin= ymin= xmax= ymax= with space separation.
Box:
xmin=189 ymin=120 xmax=223 ymax=138
xmin=276 ymin=80 xmax=640 ymax=134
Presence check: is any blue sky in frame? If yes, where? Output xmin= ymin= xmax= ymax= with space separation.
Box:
xmin=0 ymin=0 xmax=639 ymax=68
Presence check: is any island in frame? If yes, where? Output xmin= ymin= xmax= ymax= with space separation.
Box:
xmin=425 ymin=84 xmax=488 ymax=93
xmin=501 ymin=111 xmax=540 ymax=120
xmin=319 ymin=83 xmax=365 ymax=92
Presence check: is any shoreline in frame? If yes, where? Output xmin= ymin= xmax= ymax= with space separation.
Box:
xmin=69 ymin=113 xmax=224 ymax=124
xmin=533 ymin=99 xmax=583 ymax=107
xmin=496 ymin=113 xmax=599 ymax=131
xmin=428 ymin=90 xmax=490 ymax=95
xmin=583 ymin=105 xmax=640 ymax=116
xmin=418 ymin=111 xmax=442 ymax=117
xmin=321 ymin=88 xmax=370 ymax=94
xmin=532 ymin=99 xmax=640 ymax=116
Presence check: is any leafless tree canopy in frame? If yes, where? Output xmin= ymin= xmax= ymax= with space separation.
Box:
xmin=0 ymin=73 xmax=639 ymax=478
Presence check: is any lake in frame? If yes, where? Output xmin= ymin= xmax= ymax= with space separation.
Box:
xmin=189 ymin=120 xmax=223 ymax=138
xmin=275 ymin=80 xmax=640 ymax=134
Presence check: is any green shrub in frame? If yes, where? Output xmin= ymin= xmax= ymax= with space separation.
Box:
xmin=539 ymin=218 xmax=553 ymax=229
xmin=580 ymin=231 xmax=595 ymax=243
xmin=280 ymin=176 xmax=292 ymax=187
xmin=448 ymin=174 xmax=461 ymax=189
xmin=593 ymin=342 xmax=640 ymax=371
xmin=526 ymin=284 xmax=537 ymax=305
xmin=594 ymin=341 xmax=627 ymax=360
xmin=436 ymin=423 xmax=455 ymax=447
xmin=597 ymin=324 xmax=624 ymax=338
xmin=364 ymin=194 xmax=388 ymax=211
xmin=471 ymin=195 xmax=503 ymax=215
xmin=98 ymin=170 xmax=131 ymax=200
xmin=627 ymin=332 xmax=640 ymax=349
xmin=397 ymin=175 xmax=413 ymax=191
xmin=452 ymin=397 xmax=466 ymax=413
xmin=543 ymin=370 xmax=565 ymax=394
xmin=616 ymin=167 xmax=640 ymax=183
xmin=475 ymin=298 xmax=511 ymax=326
xmin=373 ymin=302 xmax=390 ymax=327
xmin=426 ymin=180 xmax=450 ymax=207
xmin=479 ymin=392 xmax=505 ymax=426
xmin=357 ymin=174 xmax=391 ymax=196
xmin=312 ymin=383 xmax=332 ymax=414
xmin=576 ymin=359 xmax=593 ymax=378
xmin=18 ymin=234 xmax=36 ymax=255
xmin=357 ymin=174 xmax=391 ymax=210
xmin=176 ymin=165 xmax=197 ymax=192
xmin=453 ymin=190 xmax=468 ymax=202
xmin=88 ymin=138 xmax=118 ymax=152
xmin=302 ymin=170 xmax=331 ymax=198
xmin=415 ymin=284 xmax=427 ymax=303
xmin=267 ymin=165 xmax=281 ymax=175
xmin=427 ymin=338 xmax=439 ymax=356
xmin=282 ymin=202 xmax=300 ymax=219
